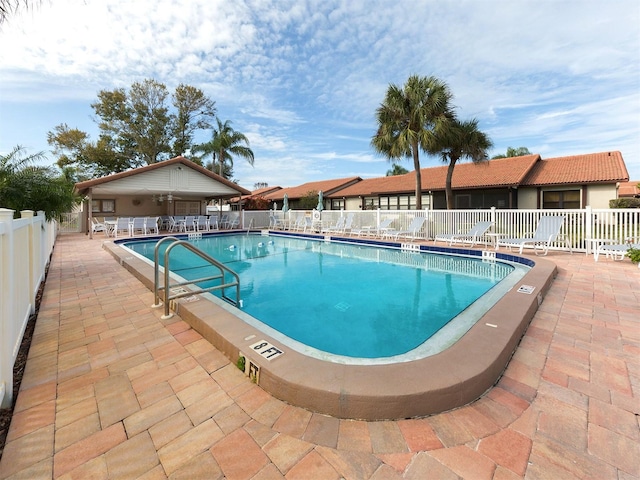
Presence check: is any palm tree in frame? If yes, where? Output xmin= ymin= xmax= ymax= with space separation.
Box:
xmin=491 ymin=146 xmax=531 ymax=159
xmin=192 ymin=118 xmax=254 ymax=178
xmin=386 ymin=163 xmax=409 ymax=176
xmin=437 ymin=118 xmax=493 ymax=209
xmin=0 ymin=0 xmax=40 ymax=25
xmin=371 ymin=75 xmax=453 ymax=209
xmin=0 ymin=145 xmax=78 ymax=220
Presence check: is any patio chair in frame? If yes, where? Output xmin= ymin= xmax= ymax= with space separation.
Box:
xmin=269 ymin=213 xmax=285 ymax=230
xmin=230 ymin=215 xmax=240 ymax=229
xmin=130 ymin=217 xmax=146 ymax=236
xmin=350 ymin=217 xmax=395 ymax=237
xmin=384 ymin=216 xmax=427 ymax=241
xmin=114 ymin=217 xmax=131 ymax=238
xmin=196 ymin=216 xmax=210 ymax=231
xmin=159 ymin=215 xmax=171 ymax=231
xmin=497 ymin=215 xmax=570 ymax=256
xmin=91 ymin=217 xmax=106 ymax=234
xmin=291 ymin=214 xmax=307 ymax=231
xmin=321 ymin=216 xmax=345 ymax=234
xmin=594 ymin=238 xmax=640 ymax=262
xmin=183 ymin=216 xmax=197 ymax=232
xmin=434 ymin=221 xmax=493 ymax=247
xmin=145 ymin=216 xmax=160 ymax=235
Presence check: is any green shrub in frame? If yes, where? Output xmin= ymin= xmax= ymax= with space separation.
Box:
xmin=609 ymin=198 xmax=640 ymax=208
xmin=626 ymin=248 xmax=640 ymax=264
xmin=236 ymin=355 xmax=246 ymax=372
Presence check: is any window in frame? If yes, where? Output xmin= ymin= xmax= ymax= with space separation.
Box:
xmin=331 ymin=198 xmax=345 ymax=210
xmin=363 ymin=197 xmax=377 ymax=210
xmin=175 ymin=201 xmax=202 ymax=215
xmin=543 ymin=190 xmax=580 ymax=209
xmin=92 ymin=199 xmax=115 ymax=213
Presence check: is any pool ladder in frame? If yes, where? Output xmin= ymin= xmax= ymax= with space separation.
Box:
xmin=152 ymin=237 xmax=241 ymax=319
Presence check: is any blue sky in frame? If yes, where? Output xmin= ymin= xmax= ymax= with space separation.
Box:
xmin=1 ymin=0 xmax=639 ymax=191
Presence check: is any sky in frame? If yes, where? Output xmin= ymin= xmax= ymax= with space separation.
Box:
xmin=1 ymin=0 xmax=639 ymax=191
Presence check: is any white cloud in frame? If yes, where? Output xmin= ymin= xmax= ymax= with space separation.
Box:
xmin=1 ymin=0 xmax=638 ymax=184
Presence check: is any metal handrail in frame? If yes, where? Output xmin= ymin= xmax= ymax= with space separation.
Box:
xmin=152 ymin=237 xmax=241 ymax=319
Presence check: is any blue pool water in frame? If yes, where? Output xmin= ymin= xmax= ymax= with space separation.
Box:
xmin=123 ymin=234 xmax=518 ymax=359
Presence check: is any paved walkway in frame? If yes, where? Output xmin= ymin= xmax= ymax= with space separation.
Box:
xmin=0 ymin=233 xmax=638 ymax=479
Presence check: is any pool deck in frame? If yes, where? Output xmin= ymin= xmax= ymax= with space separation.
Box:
xmin=1 ymin=233 xmax=638 ymax=479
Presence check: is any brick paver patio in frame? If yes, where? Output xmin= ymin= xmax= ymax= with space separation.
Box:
xmin=0 ymin=233 xmax=638 ymax=479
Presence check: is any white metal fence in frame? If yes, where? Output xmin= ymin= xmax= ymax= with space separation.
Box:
xmin=0 ymin=209 xmax=57 ymax=408
xmin=58 ymin=212 xmax=82 ymax=233
xmin=244 ymin=207 xmax=640 ymax=252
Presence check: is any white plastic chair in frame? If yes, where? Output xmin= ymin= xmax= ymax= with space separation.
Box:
xmin=497 ymin=216 xmax=571 ymax=256
xmin=434 ymin=221 xmax=493 ymax=247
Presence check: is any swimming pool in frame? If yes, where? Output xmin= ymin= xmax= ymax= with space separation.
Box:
xmin=122 ymin=233 xmax=526 ymax=362
xmin=108 ymin=231 xmax=555 ymax=419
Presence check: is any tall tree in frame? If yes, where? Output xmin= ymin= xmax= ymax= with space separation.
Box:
xmin=50 ymin=79 xmax=216 ymax=176
xmin=47 ymin=124 xmax=130 ymax=179
xmin=127 ymin=79 xmax=172 ymax=164
xmin=491 ymin=146 xmax=531 ymax=159
xmin=436 ymin=118 xmax=493 ymax=209
xmin=171 ymin=84 xmax=216 ymax=157
xmin=371 ymin=75 xmax=453 ymax=209
xmin=0 ymin=145 xmax=78 ymax=220
xmin=386 ymin=163 xmax=409 ymax=176
xmin=192 ymin=118 xmax=254 ymax=178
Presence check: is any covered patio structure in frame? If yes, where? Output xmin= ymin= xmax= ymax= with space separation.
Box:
xmin=74 ymin=156 xmax=251 ymax=238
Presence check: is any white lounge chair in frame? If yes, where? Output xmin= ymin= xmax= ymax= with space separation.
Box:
xmin=497 ymin=215 xmax=570 ymax=256
xmin=269 ymin=214 xmax=285 ymax=229
xmin=91 ymin=217 xmax=106 ymax=234
xmin=434 ymin=221 xmax=493 ymax=247
xmin=350 ymin=217 xmax=395 ymax=237
xmin=322 ymin=216 xmax=345 ymax=234
xmin=384 ymin=216 xmax=427 ymax=241
xmin=323 ymin=213 xmax=354 ymax=235
xmin=594 ymin=238 xmax=640 ymax=262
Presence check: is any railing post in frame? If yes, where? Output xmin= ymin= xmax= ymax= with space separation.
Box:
xmin=0 ymin=208 xmax=16 ymax=408
xmin=20 ymin=210 xmax=37 ymax=314
xmin=585 ymin=206 xmax=593 ymax=241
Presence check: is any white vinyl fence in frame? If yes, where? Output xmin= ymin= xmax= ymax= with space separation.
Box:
xmin=247 ymin=206 xmax=640 ymax=252
xmin=0 ymin=209 xmax=57 ymax=408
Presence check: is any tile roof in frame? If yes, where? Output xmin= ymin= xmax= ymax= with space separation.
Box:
xmin=264 ymin=176 xmax=362 ymax=200
xmin=521 ymin=151 xmax=628 ymax=186
xmin=330 ymin=155 xmax=541 ymax=197
xmin=618 ymin=180 xmax=640 ymax=197
xmin=328 ymin=151 xmax=629 ymax=198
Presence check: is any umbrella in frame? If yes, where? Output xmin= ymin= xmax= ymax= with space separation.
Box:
xmin=282 ymin=193 xmax=289 ymax=213
xmin=316 ymin=191 xmax=324 ymax=211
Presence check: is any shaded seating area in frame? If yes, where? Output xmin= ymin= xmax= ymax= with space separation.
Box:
xmin=497 ymin=215 xmax=571 ymax=256
xmin=434 ymin=220 xmax=493 ymax=247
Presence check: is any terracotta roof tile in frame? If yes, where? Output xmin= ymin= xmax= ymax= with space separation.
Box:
xmin=264 ymin=176 xmax=362 ymax=200
xmin=618 ymin=180 xmax=640 ymax=197
xmin=330 ymin=156 xmax=540 ymax=197
xmin=521 ymin=151 xmax=628 ymax=186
